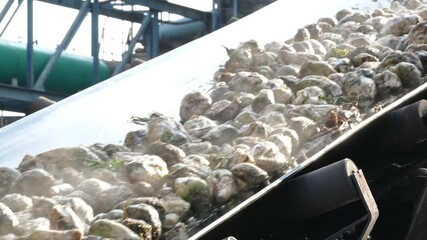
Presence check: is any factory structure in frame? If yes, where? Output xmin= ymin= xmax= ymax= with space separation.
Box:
xmin=0 ymin=0 xmax=274 ymax=125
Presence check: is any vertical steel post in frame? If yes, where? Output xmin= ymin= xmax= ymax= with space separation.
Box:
xmin=26 ymin=0 xmax=34 ymax=88
xmin=0 ymin=0 xmax=14 ymax=24
xmin=211 ymin=0 xmax=216 ymax=31
xmin=91 ymin=0 xmax=100 ymax=84
xmin=33 ymin=0 xmax=90 ymax=90
xmin=0 ymin=110 xmax=3 ymax=128
xmin=232 ymin=0 xmax=238 ymax=17
xmin=112 ymin=13 xmax=150 ymax=76
xmin=211 ymin=0 xmax=222 ymax=31
xmin=144 ymin=18 xmax=151 ymax=60
xmin=148 ymin=9 xmax=159 ymax=59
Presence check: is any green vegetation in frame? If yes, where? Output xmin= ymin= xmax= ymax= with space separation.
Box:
xmin=87 ymin=157 xmax=125 ymax=172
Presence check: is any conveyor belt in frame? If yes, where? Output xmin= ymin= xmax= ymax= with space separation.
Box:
xmin=0 ymin=0 xmax=391 ymax=168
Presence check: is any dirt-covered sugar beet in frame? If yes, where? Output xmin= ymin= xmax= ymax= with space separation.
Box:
xmin=2 ymin=1 xmax=427 ymax=239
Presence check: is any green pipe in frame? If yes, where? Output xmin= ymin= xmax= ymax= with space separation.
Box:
xmin=0 ymin=39 xmax=110 ymax=95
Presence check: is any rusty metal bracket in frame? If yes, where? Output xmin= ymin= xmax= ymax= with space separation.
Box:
xmin=353 ymin=169 xmax=379 ymax=240
xmin=326 ymin=169 xmax=379 ymax=240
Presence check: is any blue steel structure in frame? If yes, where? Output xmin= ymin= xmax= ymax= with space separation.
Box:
xmin=33 ymin=0 xmax=91 ymax=91
xmin=0 ymin=0 xmax=23 ymax=37
xmin=26 ymin=0 xmax=33 ymax=89
xmin=91 ymin=0 xmax=99 ymax=85
xmin=0 ymin=0 xmax=243 ymax=114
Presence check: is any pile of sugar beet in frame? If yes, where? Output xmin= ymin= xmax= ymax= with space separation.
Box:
xmin=2 ymin=0 xmax=427 ymax=239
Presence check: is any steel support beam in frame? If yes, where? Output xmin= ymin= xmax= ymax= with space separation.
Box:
xmin=37 ymin=0 xmax=144 ymax=23
xmin=0 ymin=0 xmax=14 ymax=24
xmin=100 ymin=3 xmax=143 ymax=22
xmin=232 ymin=0 xmax=238 ymax=17
xmin=33 ymin=0 xmax=90 ymax=91
xmin=27 ymin=0 xmax=34 ymax=89
xmin=37 ymin=0 xmax=210 ymax=23
xmin=123 ymin=0 xmax=209 ymax=22
xmin=112 ymin=13 xmax=150 ymax=76
xmin=92 ymin=0 xmax=100 ymax=84
xmin=145 ymin=9 xmax=158 ymax=60
xmin=1 ymin=0 xmax=24 ymax=37
xmin=212 ymin=0 xmax=221 ymax=31
xmin=0 ymin=84 xmax=65 ymax=113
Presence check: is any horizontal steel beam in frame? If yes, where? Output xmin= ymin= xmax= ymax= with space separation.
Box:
xmin=123 ymin=0 xmax=210 ymax=21
xmin=36 ymin=0 xmax=144 ymax=22
xmin=36 ymin=0 xmax=211 ymax=23
xmin=0 ymin=84 xmax=66 ymax=113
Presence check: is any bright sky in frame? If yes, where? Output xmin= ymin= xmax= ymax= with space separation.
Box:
xmin=0 ymin=0 xmax=212 ymax=61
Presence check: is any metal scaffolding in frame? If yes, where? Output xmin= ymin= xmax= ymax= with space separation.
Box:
xmin=0 ymin=0 xmax=248 ymax=113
